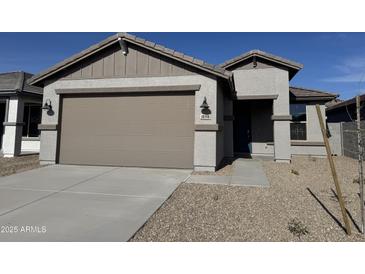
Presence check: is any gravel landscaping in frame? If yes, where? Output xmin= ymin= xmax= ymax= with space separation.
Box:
xmin=131 ymin=156 xmax=365 ymax=241
xmin=0 ymin=155 xmax=41 ymax=177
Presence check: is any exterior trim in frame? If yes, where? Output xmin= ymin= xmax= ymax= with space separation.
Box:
xmin=3 ymin=122 xmax=24 ymax=126
xmin=55 ymin=85 xmax=201 ymax=95
xmin=195 ymin=124 xmax=223 ymax=131
xmin=22 ymin=137 xmax=40 ymax=141
xmin=291 ymin=141 xmax=325 ymax=146
xmin=38 ymin=124 xmax=58 ymax=131
xmin=271 ymin=115 xmax=292 ymax=121
xmin=237 ymin=94 xmax=278 ymax=100
xmin=0 ymin=91 xmax=17 ymax=96
xmin=267 ymin=141 xmax=325 ymax=146
xmin=292 ymin=96 xmax=336 ymax=102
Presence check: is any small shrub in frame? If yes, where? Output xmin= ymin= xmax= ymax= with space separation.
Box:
xmin=288 ymin=218 xmax=309 ymax=238
xmin=291 ymin=169 xmax=299 ymax=176
xmin=213 ymin=194 xmax=219 ymax=201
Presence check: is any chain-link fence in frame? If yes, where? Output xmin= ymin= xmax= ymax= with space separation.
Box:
xmin=342 ymin=121 xmax=365 ymax=159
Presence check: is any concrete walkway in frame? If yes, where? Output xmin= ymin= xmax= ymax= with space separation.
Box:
xmin=230 ymin=159 xmax=269 ymax=186
xmin=187 ymin=159 xmax=269 ymax=187
xmin=0 ymin=165 xmax=191 ymax=241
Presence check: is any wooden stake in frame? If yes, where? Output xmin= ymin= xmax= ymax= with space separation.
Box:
xmin=316 ymin=104 xmax=352 ymax=235
xmin=356 ymin=96 xmax=364 ymax=234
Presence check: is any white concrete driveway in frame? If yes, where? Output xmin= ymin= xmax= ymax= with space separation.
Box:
xmin=0 ymin=165 xmax=191 ymax=241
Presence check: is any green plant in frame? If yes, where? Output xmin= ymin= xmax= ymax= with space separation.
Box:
xmin=288 ymin=218 xmax=309 ymax=238
xmin=291 ymin=169 xmax=299 ymax=175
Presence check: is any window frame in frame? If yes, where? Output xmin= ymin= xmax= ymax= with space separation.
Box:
xmin=22 ymin=104 xmax=42 ymax=138
xmin=290 ymin=103 xmax=307 ymax=141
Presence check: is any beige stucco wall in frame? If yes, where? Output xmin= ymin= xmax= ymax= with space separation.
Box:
xmin=40 ymin=75 xmax=221 ymax=171
xmin=328 ymin=122 xmax=343 ymax=156
xmin=306 ymin=103 xmax=326 ymax=142
xmin=291 ymin=145 xmax=326 ymax=156
xmin=21 ymin=139 xmax=40 ymax=152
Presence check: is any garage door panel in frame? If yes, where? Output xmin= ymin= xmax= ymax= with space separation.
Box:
xmin=60 ymin=135 xmax=194 ymax=151
xmin=59 ymin=93 xmax=194 ymax=168
xmin=59 ymin=143 xmax=193 ymax=168
xmin=62 ymin=121 xmax=194 ymax=137
xmin=63 ymin=95 xmax=194 ymax=122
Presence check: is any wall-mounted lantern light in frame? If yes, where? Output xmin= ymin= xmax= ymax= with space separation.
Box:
xmin=253 ymin=56 xmax=257 ymax=68
xmin=200 ymin=96 xmax=209 ymax=110
xmin=42 ymin=99 xmax=52 ymax=111
xmin=118 ymin=37 xmax=129 ymax=56
xmin=200 ymin=96 xmax=211 ymax=116
xmin=42 ymin=99 xmax=54 ymax=116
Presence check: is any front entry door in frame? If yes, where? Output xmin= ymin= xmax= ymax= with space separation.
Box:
xmin=233 ymin=101 xmax=252 ymax=154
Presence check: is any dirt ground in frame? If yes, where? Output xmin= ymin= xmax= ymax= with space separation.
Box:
xmin=131 ymin=156 xmax=365 ymax=242
xmin=0 ymin=155 xmax=41 ymax=177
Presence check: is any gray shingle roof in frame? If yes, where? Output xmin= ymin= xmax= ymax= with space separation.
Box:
xmin=0 ymin=71 xmax=42 ymax=95
xmin=220 ymin=49 xmax=304 ymax=70
xmin=29 ymin=32 xmax=233 ymax=86
xmin=290 ymin=86 xmax=338 ymax=101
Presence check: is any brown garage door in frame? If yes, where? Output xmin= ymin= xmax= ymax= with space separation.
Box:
xmin=58 ymin=92 xmax=194 ymax=168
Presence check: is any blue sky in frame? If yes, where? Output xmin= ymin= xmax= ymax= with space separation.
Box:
xmin=1 ymin=32 xmax=365 ymax=99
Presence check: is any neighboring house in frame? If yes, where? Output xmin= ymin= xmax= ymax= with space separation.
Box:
xmin=28 ymin=33 xmax=337 ymax=171
xmin=326 ymin=94 xmax=365 ymax=122
xmin=0 ymin=72 xmax=43 ymax=157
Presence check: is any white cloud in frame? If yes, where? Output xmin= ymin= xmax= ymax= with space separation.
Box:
xmin=324 ymin=55 xmax=365 ymax=83
xmin=324 ymin=73 xmax=365 ymax=83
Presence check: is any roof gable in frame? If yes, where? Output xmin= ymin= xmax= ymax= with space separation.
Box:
xmin=220 ymin=50 xmax=303 ymax=80
xmin=29 ymin=33 xmax=233 ymax=87
xmin=57 ymin=42 xmax=204 ymax=81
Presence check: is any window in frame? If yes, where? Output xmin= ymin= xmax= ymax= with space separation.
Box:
xmin=290 ymin=103 xmax=307 ymax=140
xmin=22 ymin=104 xmax=41 ymax=138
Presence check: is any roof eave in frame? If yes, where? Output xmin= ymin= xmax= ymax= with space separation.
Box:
xmin=292 ymin=96 xmax=337 ymax=102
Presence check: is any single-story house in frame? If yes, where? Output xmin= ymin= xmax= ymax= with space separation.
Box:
xmin=0 ymin=71 xmax=43 ymax=157
xmin=326 ymin=94 xmax=365 ymax=122
xmin=28 ymin=33 xmax=338 ymax=171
